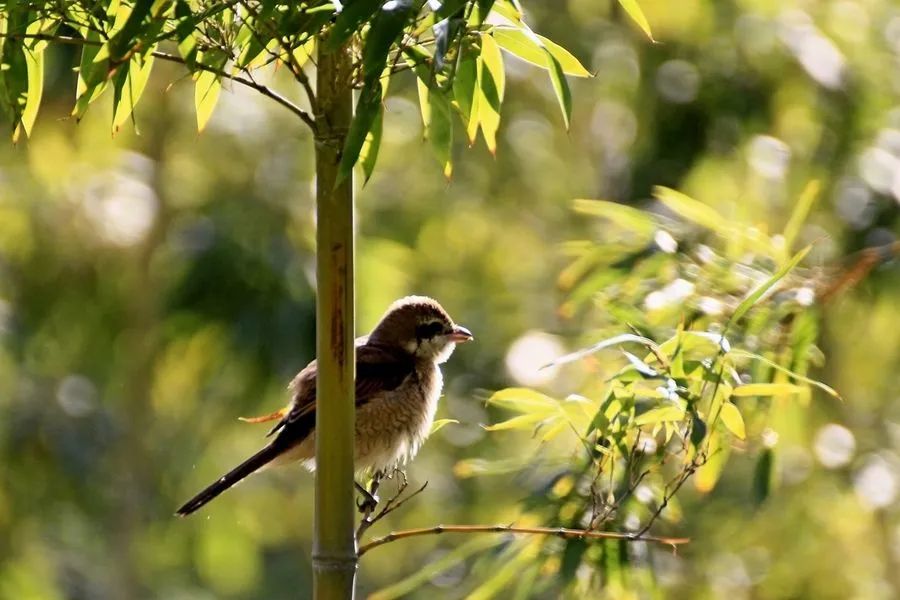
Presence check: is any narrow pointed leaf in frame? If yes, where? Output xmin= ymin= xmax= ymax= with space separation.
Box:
xmin=194 ymin=70 xmax=221 ymax=132
xmin=732 ymin=383 xmax=805 ymax=397
xmin=543 ymin=49 xmax=571 ymax=129
xmin=19 ymin=46 xmax=44 ymax=139
xmin=337 ymin=80 xmax=383 ymax=183
xmin=719 ymin=402 xmax=745 ymax=439
xmin=491 ymin=27 xmax=590 ymax=77
xmin=112 ymin=52 xmax=155 ymax=132
xmin=616 ymin=0 xmax=655 ymax=41
xmin=731 ymin=245 xmax=810 ymax=323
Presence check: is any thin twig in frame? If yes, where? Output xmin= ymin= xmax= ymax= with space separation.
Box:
xmin=0 ymin=32 xmax=316 ymax=130
xmin=358 ymin=524 xmax=689 ymax=557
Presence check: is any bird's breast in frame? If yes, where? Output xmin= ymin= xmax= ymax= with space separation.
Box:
xmin=354 ymin=363 xmax=443 ymax=471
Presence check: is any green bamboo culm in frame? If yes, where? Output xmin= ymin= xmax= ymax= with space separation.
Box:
xmin=312 ymin=39 xmax=358 ymax=599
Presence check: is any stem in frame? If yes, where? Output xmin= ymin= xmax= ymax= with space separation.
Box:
xmin=312 ymin=38 xmax=357 ymax=600
xmin=358 ymin=524 xmax=690 ymax=557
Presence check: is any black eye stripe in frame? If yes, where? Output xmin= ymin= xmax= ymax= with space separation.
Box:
xmin=416 ymin=321 xmax=445 ymax=339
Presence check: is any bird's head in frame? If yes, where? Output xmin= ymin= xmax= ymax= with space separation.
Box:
xmin=369 ymin=295 xmax=473 ymax=363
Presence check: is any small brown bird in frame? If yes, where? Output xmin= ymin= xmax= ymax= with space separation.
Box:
xmin=176 ymin=296 xmax=472 ymax=516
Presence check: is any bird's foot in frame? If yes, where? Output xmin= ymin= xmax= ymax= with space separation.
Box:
xmin=355 ymin=481 xmax=379 ymax=513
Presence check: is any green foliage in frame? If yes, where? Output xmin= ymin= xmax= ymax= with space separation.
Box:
xmin=0 ymin=0 xmax=594 ymax=180
xmin=438 ymin=188 xmax=838 ymax=595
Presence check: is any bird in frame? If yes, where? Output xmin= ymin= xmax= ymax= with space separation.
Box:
xmin=175 ymin=295 xmax=473 ymax=516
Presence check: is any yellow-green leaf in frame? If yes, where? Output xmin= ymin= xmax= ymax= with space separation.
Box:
xmin=719 ymin=402 xmax=745 ymax=439
xmin=478 ymin=33 xmax=504 ymax=153
xmin=572 ymin=199 xmax=655 ymax=238
xmin=695 ymin=431 xmax=729 ymax=493
xmin=488 ymin=388 xmax=558 ymax=412
xmin=732 ymin=245 xmax=810 ymax=323
xmin=617 ymin=0 xmax=655 ymax=42
xmin=19 ymin=46 xmax=43 ymax=140
xmin=635 ymin=405 xmax=685 ymax=425
xmin=491 ymin=27 xmax=591 ymax=77
xmin=782 ymin=180 xmax=820 ymax=257
xmin=484 ymin=413 xmax=550 ymax=432
xmin=654 ymin=186 xmax=729 ymax=235
xmin=194 ymin=70 xmax=221 ymax=132
xmin=112 ymin=52 xmax=155 ymax=133
xmin=430 ymin=418 xmax=459 ymax=434
xmin=732 ymin=383 xmax=805 ymax=397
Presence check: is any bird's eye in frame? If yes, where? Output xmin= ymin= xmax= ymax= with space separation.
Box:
xmin=416 ymin=321 xmax=445 ymax=340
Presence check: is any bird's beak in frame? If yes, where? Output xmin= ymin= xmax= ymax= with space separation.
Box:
xmin=448 ymin=325 xmax=474 ymax=343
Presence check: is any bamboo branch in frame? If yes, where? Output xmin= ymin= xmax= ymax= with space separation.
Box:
xmin=0 ymin=32 xmax=316 ymax=130
xmin=358 ymin=524 xmax=690 ymax=557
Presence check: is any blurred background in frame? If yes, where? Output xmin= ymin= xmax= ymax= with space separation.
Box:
xmin=2 ymin=0 xmax=900 ymax=598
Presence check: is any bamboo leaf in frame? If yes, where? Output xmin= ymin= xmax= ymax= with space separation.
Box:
xmin=360 ymin=103 xmax=384 ymax=183
xmin=112 ymin=52 xmax=155 ymax=133
xmin=19 ymin=45 xmax=43 ymax=140
xmin=542 ymin=333 xmax=664 ymax=369
xmin=695 ymin=431 xmax=729 ymax=492
xmin=488 ymin=387 xmax=557 ymax=412
xmin=635 ymin=405 xmax=685 ymax=425
xmin=719 ymin=402 xmax=745 ymax=439
xmin=729 ymin=349 xmax=841 ymax=399
xmin=571 ymin=199 xmax=656 ymax=238
xmin=337 ymin=79 xmax=382 ymax=183
xmin=616 ymin=0 xmax=655 ymax=41
xmin=782 ymin=180 xmax=820 ymax=257
xmin=731 ymin=245 xmax=810 ymax=323
xmin=732 ymin=383 xmax=805 ymax=397
xmin=452 ymin=51 xmax=477 ymax=136
xmin=654 ymin=186 xmax=729 ymax=235
xmin=325 ymin=0 xmax=382 ymax=52
xmin=478 ymin=33 xmax=504 ymax=153
xmin=491 ymin=27 xmax=591 ymax=77
xmin=484 ymin=412 xmax=550 ymax=431
xmin=193 ymin=70 xmax=221 ymax=132
xmin=362 ymin=0 xmax=414 ymax=82
xmin=545 ymin=52 xmax=571 ymax=129
xmin=430 ymin=418 xmax=459 ymax=434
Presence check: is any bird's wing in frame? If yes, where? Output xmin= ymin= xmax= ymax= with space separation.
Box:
xmin=264 ymin=343 xmax=416 ymax=444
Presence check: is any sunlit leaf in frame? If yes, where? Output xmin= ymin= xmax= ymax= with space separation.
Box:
xmin=112 ymin=52 xmax=155 ymax=132
xmin=731 ymin=245 xmax=810 ymax=323
xmin=782 ymin=180 xmax=820 ymax=248
xmin=18 ymin=46 xmax=43 ymax=140
xmin=732 ymin=383 xmax=805 ymax=397
xmin=635 ymin=405 xmax=685 ymax=425
xmin=193 ymin=70 xmax=221 ymax=132
xmin=695 ymin=431 xmax=729 ymax=492
xmin=430 ymin=418 xmax=459 ymax=434
xmin=729 ymin=350 xmax=840 ymax=399
xmin=572 ymin=199 xmax=655 ymax=239
xmin=719 ymin=402 xmax=745 ymax=439
xmin=654 ymin=186 xmax=730 ymax=236
xmin=616 ymin=0 xmax=655 ymax=41
xmin=491 ymin=27 xmax=591 ymax=77
xmin=452 ymin=51 xmax=477 ymax=138
xmin=478 ymin=33 xmax=504 ymax=153
xmin=338 ymin=80 xmax=382 ymax=183
xmin=542 ymin=333 xmax=664 ymax=369
xmin=488 ymin=387 xmax=557 ymax=412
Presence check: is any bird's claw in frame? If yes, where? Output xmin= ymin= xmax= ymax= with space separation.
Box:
xmin=357 ymin=490 xmax=379 ymax=513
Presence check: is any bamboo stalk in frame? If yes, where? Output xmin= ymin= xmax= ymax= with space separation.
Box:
xmin=312 ymin=40 xmax=357 ymax=599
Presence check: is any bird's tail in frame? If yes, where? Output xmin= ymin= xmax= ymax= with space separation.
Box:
xmin=176 ymin=443 xmax=282 ymax=516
